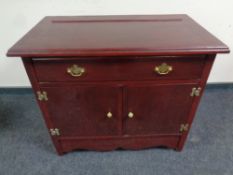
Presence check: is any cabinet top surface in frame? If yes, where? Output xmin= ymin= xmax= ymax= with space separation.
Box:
xmin=7 ymin=14 xmax=229 ymax=57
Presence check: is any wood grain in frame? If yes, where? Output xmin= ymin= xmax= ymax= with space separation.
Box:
xmin=7 ymin=15 xmax=229 ymax=57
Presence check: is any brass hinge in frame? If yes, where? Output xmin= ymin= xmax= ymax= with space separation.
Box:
xmin=190 ymin=87 xmax=202 ymax=97
xmin=50 ymin=128 xmax=60 ymax=136
xmin=37 ymin=91 xmax=48 ymax=101
xmin=180 ymin=123 xmax=189 ymax=132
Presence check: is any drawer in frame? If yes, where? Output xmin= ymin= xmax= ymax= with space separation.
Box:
xmin=33 ymin=56 xmax=206 ymax=82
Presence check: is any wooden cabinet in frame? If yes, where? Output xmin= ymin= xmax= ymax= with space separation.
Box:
xmin=7 ymin=15 xmax=229 ymax=155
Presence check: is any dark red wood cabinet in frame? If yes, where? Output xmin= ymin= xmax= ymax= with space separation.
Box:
xmin=7 ymin=15 xmax=229 ymax=155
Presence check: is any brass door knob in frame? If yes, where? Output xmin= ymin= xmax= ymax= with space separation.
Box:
xmin=154 ymin=63 xmax=172 ymax=75
xmin=67 ymin=64 xmax=85 ymax=77
xmin=128 ymin=112 xmax=134 ymax=118
xmin=107 ymin=112 xmax=113 ymax=118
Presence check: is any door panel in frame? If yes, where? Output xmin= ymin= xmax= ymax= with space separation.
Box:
xmin=42 ymin=85 xmax=121 ymax=137
xmin=124 ymin=83 xmax=196 ymax=135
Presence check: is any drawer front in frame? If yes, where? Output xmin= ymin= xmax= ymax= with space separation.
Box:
xmin=33 ymin=56 xmax=206 ymax=82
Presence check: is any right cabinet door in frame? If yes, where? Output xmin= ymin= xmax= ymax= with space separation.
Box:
xmin=123 ymin=83 xmax=197 ymax=136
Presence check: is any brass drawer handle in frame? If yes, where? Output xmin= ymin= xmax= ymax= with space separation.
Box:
xmin=154 ymin=63 xmax=173 ymax=75
xmin=107 ymin=112 xmax=113 ymax=118
xmin=67 ymin=64 xmax=85 ymax=77
xmin=128 ymin=112 xmax=134 ymax=118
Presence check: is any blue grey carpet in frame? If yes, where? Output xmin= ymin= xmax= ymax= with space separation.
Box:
xmin=0 ymin=85 xmax=233 ymax=175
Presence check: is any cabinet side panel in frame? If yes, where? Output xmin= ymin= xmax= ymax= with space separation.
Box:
xmin=22 ymin=58 xmax=63 ymax=155
xmin=177 ymin=54 xmax=216 ymax=150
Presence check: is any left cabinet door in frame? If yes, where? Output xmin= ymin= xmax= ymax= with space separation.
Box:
xmin=41 ymin=85 xmax=121 ymax=137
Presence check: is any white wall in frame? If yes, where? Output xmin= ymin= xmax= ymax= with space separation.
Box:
xmin=0 ymin=0 xmax=232 ymax=87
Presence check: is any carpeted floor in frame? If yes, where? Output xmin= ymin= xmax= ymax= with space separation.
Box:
xmin=0 ymin=85 xmax=233 ymax=175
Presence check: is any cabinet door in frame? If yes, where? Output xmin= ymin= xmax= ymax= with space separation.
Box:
xmin=42 ymin=85 xmax=121 ymax=137
xmin=123 ymin=84 xmax=196 ymax=135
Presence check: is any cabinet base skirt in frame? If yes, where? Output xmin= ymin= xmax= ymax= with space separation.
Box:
xmin=55 ymin=135 xmax=181 ymax=155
